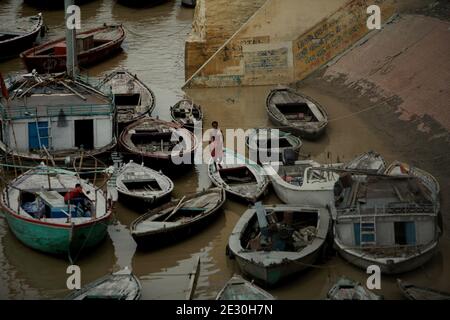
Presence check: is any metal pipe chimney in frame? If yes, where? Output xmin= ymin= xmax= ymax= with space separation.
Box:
xmin=65 ymin=0 xmax=78 ymax=78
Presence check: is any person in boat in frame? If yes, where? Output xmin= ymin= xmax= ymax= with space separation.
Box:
xmin=64 ymin=183 xmax=85 ymax=208
xmin=209 ymin=121 xmax=224 ymax=169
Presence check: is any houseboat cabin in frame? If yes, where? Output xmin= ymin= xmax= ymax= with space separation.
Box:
xmin=332 ymin=173 xmax=439 ymax=274
xmin=0 ymin=74 xmax=115 ymax=162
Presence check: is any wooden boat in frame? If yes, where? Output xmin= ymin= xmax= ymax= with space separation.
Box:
xmin=327 ymin=277 xmax=382 ymax=300
xmin=263 ymin=160 xmax=340 ymax=207
xmin=246 ymin=128 xmax=302 ymax=164
xmin=117 ymin=0 xmax=168 ymax=7
xmin=98 ymin=70 xmax=155 ymax=129
xmin=266 ymin=87 xmax=328 ymax=140
xmin=20 ymin=24 xmax=125 ymax=73
xmin=0 ymin=13 xmax=44 ymax=61
xmin=207 ymin=148 xmax=269 ymax=203
xmin=131 ymin=188 xmax=226 ymax=248
xmin=24 ymin=0 xmax=96 ymax=9
xmin=0 ymin=164 xmax=112 ymax=257
xmin=332 ymin=171 xmax=440 ymax=274
xmin=0 ymin=73 xmax=116 ymax=167
xmin=119 ymin=117 xmax=198 ymax=164
xmin=170 ymin=99 xmax=203 ymax=129
xmin=345 ymin=150 xmax=386 ymax=174
xmin=216 ymin=275 xmax=275 ymax=300
xmin=181 ymin=0 xmax=197 ymax=8
xmin=397 ymin=279 xmax=450 ymax=300
xmin=66 ymin=268 xmax=141 ymax=300
xmin=228 ymin=202 xmax=331 ymax=286
xmin=116 ymin=161 xmax=173 ymax=205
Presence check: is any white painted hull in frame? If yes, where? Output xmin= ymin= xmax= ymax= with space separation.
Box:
xmin=270 ymin=176 xmax=335 ymax=207
xmin=334 ymin=240 xmax=439 ymax=274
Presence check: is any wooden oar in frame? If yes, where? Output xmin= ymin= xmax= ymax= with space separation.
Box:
xmin=163 ymin=196 xmax=186 ymax=222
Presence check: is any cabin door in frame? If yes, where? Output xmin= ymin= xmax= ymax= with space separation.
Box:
xmin=74 ymin=119 xmax=94 ymax=150
xmin=28 ymin=121 xmax=49 ymax=150
xmin=394 ymin=221 xmax=416 ymax=245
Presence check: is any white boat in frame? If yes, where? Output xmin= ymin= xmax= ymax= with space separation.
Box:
xmin=208 ymin=148 xmax=269 ymax=202
xmin=66 ymin=267 xmax=141 ymax=300
xmin=327 ymin=277 xmax=382 ymax=300
xmin=332 ymin=170 xmax=440 ymax=274
xmin=216 ymin=275 xmax=275 ymax=300
xmin=263 ymin=160 xmax=340 ymax=207
xmin=116 ymin=160 xmax=173 ymax=205
xmin=228 ymin=203 xmax=331 ymax=286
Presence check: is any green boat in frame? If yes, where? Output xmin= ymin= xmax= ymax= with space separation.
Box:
xmin=0 ymin=165 xmax=112 ymax=259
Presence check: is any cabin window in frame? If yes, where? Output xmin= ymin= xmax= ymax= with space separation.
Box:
xmin=394 ymin=221 xmax=416 ymax=245
xmin=75 ymin=119 xmax=94 ymax=150
xmin=28 ymin=121 xmax=49 ymax=150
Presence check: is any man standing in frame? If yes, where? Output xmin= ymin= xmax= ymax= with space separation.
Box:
xmin=209 ymin=121 xmax=224 ymax=168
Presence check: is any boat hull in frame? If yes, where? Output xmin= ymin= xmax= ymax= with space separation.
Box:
xmin=270 ymin=178 xmax=334 ymax=207
xmin=0 ymin=15 xmax=43 ymax=61
xmin=266 ymin=111 xmax=326 ymax=140
xmin=132 ymin=208 xmax=222 ymax=249
xmin=234 ymin=250 xmax=320 ymax=287
xmin=2 ymin=208 xmax=110 ymax=256
xmin=21 ymin=26 xmax=125 ymax=73
xmin=335 ymin=241 xmax=439 ymax=274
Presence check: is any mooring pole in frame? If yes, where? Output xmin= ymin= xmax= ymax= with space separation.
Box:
xmin=65 ymin=0 xmax=78 ymax=78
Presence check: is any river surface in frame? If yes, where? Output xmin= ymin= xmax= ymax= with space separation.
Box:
xmin=0 ymin=0 xmax=449 ymax=300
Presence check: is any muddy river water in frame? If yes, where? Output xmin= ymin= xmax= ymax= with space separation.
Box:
xmin=0 ymin=0 xmax=449 ymax=299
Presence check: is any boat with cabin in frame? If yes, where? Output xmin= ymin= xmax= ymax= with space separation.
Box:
xmin=0 ymin=13 xmax=44 ymax=61
xmin=228 ymin=202 xmax=331 ymax=286
xmin=207 ymin=148 xmax=269 ymax=203
xmin=0 ymin=72 xmax=116 ymax=166
xmin=0 ymin=164 xmax=112 ymax=257
xmin=216 ymin=274 xmax=275 ymax=300
xmin=20 ymin=24 xmax=125 ymax=74
xmin=97 ymin=69 xmax=155 ymax=130
xmin=266 ymin=87 xmax=328 ymax=140
xmin=332 ymin=169 xmax=440 ymax=274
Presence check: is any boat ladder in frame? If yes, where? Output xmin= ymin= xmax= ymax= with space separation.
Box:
xmin=35 ymin=117 xmax=52 ymax=150
xmin=360 ymin=212 xmax=377 ymax=247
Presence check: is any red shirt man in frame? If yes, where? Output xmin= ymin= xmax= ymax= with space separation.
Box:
xmin=64 ymin=184 xmax=83 ymax=203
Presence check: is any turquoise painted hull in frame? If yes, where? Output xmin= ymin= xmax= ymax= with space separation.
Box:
xmin=3 ymin=210 xmax=110 ymax=256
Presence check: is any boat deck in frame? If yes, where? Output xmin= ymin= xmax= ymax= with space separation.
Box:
xmin=338 ymin=176 xmax=435 ymax=215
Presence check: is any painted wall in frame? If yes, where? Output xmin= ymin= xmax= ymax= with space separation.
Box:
xmin=185 ymin=0 xmax=267 ymax=80
xmin=184 ymin=0 xmax=396 ymax=88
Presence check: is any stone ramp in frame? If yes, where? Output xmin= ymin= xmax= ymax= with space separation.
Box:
xmin=322 ymin=14 xmax=450 ymax=132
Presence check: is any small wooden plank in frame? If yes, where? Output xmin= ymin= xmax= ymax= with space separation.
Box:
xmin=186 ymin=256 xmax=201 ymax=300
